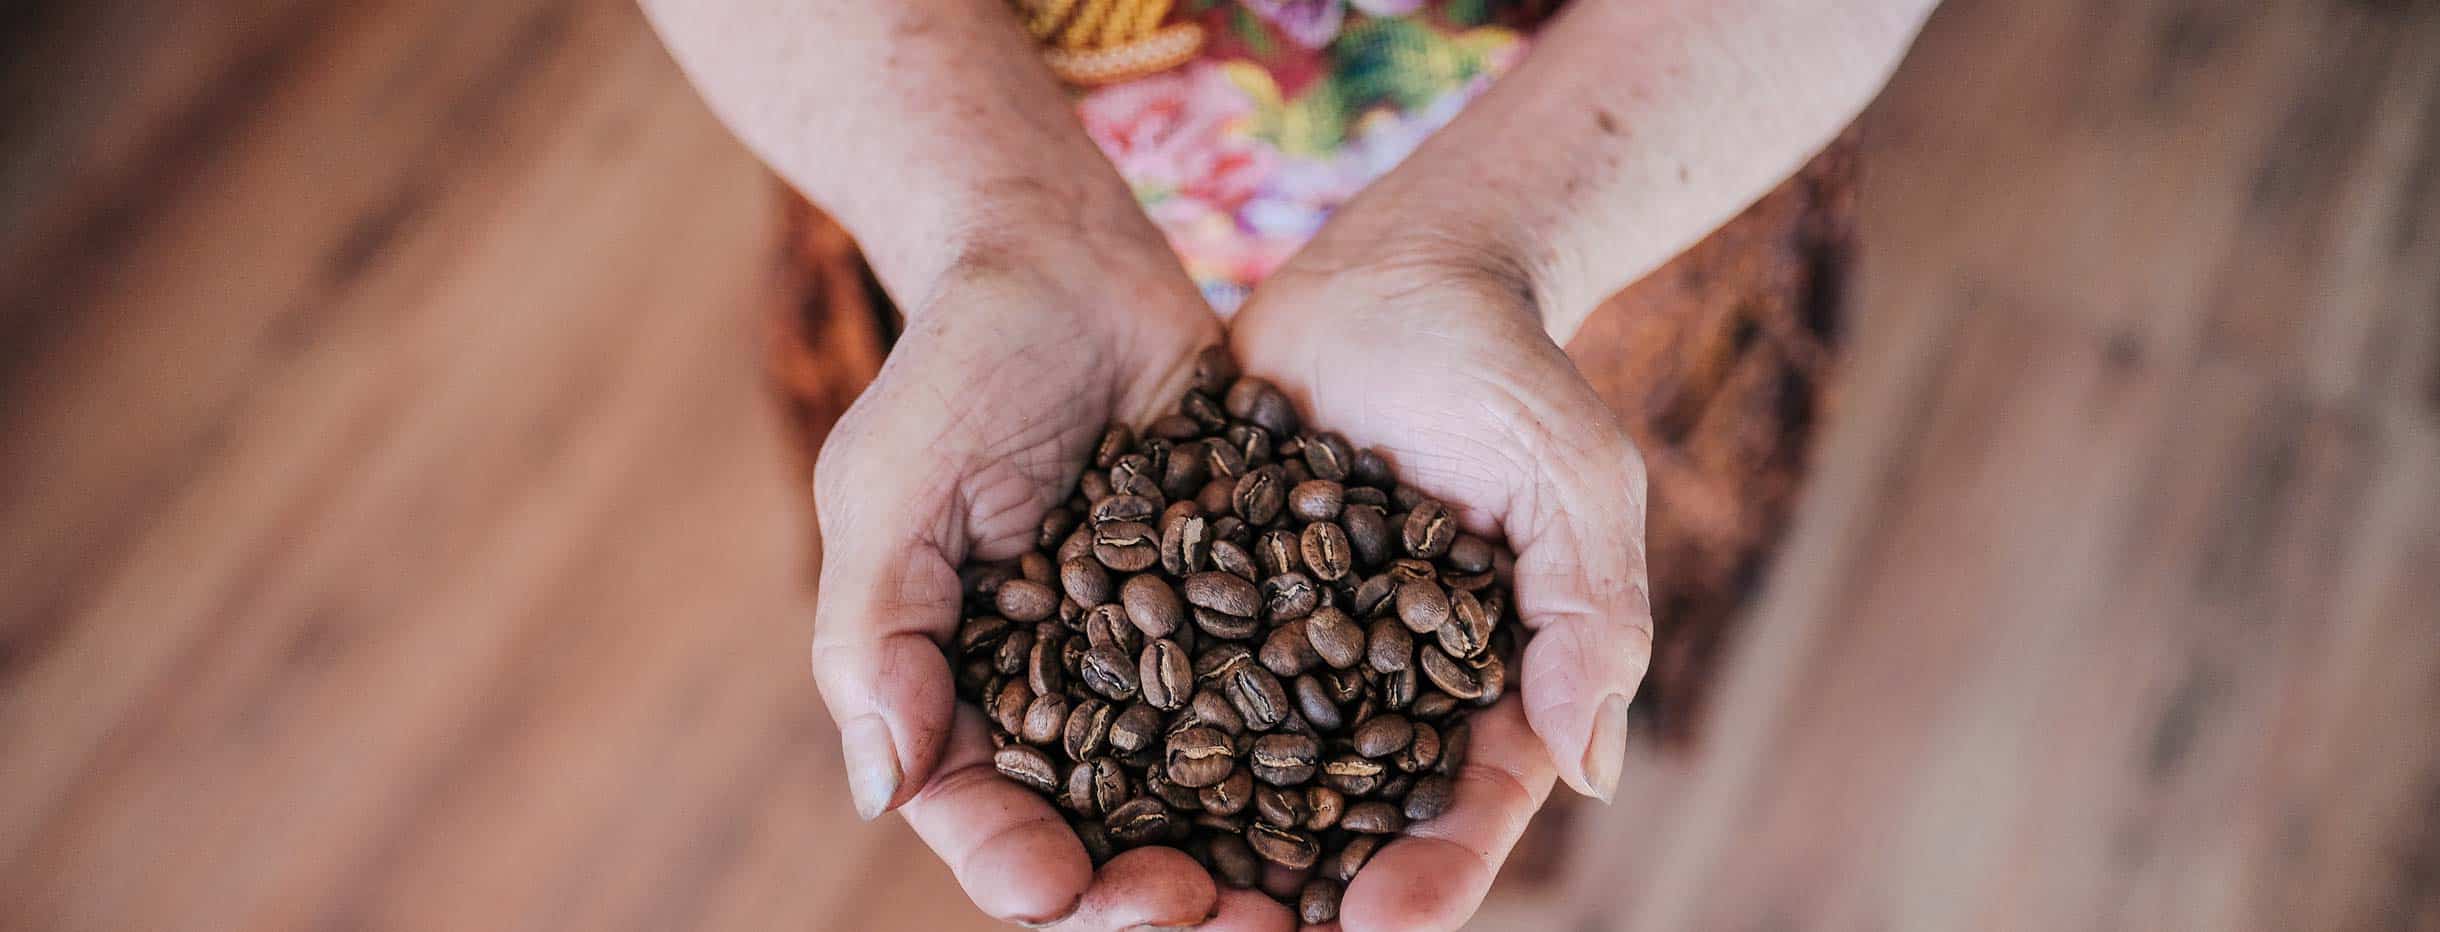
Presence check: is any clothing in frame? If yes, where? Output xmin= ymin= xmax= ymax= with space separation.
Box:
xmin=1016 ymin=0 xmax=1560 ymax=308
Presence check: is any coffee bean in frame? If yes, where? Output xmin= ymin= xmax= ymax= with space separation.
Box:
xmin=994 ymin=746 xmax=1060 ymax=794
xmin=1208 ymin=539 xmax=1259 ymax=582
xmin=1223 ymin=663 xmax=1290 ymax=730
xmin=992 ymin=679 xmax=1033 ymax=735
xmin=1302 ymin=606 xmax=1364 ymax=669
xmin=1325 ymin=834 xmax=1381 ymax=883
xmin=1322 ymin=755 xmax=1385 ymax=795
xmin=1381 ymin=665 xmax=1418 ymax=710
xmin=1343 ymin=800 xmax=1405 ymax=834
xmin=1404 ymin=774 xmax=1455 ymax=821
xmin=1299 ymin=880 xmax=1342 ymax=924
xmin=1040 ymin=508 xmax=1081 ymax=553
xmin=1471 ymin=653 xmax=1506 ymax=707
xmin=1139 ymin=638 xmax=1192 ymax=710
xmin=1293 ymin=675 xmax=1343 ymax=730
xmin=1059 ymin=558 xmax=1113 ymax=608
xmin=1401 ymin=501 xmax=1455 ymax=558
xmin=1190 ymin=346 xmax=1239 ymax=396
xmin=1080 ymin=644 xmax=1141 ymax=701
xmin=1209 ymin=832 xmax=1261 ymax=888
xmin=1395 ymin=578 xmax=1452 ymax=633
xmin=1287 ymin=479 xmax=1344 ymax=523
xmin=1158 ymin=513 xmax=1210 ymax=576
xmin=955 ymin=614 xmax=1012 ymax=655
xmin=1299 ymin=432 xmax=1352 ymax=482
xmin=1057 ymin=525 xmax=1095 ymax=564
xmin=1343 ymin=485 xmax=1388 ymax=508
xmin=1253 ymin=529 xmax=1301 ymax=578
xmin=1092 ymin=521 xmax=1160 ymax=572
xmin=1077 ymin=819 xmax=1116 ymax=865
xmin=1143 ymin=767 xmax=1204 ymax=812
xmin=1253 ymin=785 xmax=1306 ymax=828
xmin=995 ymin=579 xmax=1057 ymax=622
xmin=1093 ymin=425 xmax=1134 ymax=469
xmin=1064 ymin=757 xmax=1128 ymax=816
xmin=1027 ymin=635 xmax=1065 ymax=696
xmin=1166 ymin=726 xmax=1236 ymax=788
xmin=1261 ymin=572 xmax=1318 ymax=621
xmin=1342 ymin=505 xmax=1391 ymax=568
xmin=1300 ymin=521 xmax=1352 ymax=581
xmin=1198 ymin=765 xmax=1255 ymax=816
xmin=1113 ymin=574 xmax=1182 ymax=639
xmin=1188 ymin=687 xmax=1245 ymax=735
xmin=992 ymin=629 xmax=1033 ymax=676
xmin=1064 ymin=698 xmax=1113 ymax=760
xmin=1366 ymin=617 xmax=1413 ymax=673
xmin=1395 ymin=721 xmax=1441 ymax=773
xmin=1352 ymin=714 xmax=1414 ymax=758
xmin=1417 ymin=646 xmax=1482 ymax=700
xmin=1410 ymin=689 xmax=1459 ymax=721
xmin=1106 ymin=797 xmax=1174 ymax=846
xmin=1021 ymin=693 xmax=1070 ymax=745
xmin=1106 ymin=703 xmax=1160 ymax=753
xmin=1193 ymin=605 xmax=1262 ymax=640
xmin=1258 ymin=620 xmax=1319 ymax=677
xmin=1229 ymin=465 xmax=1287 ymax=526
xmin=1438 ymin=721 xmax=1470 ymax=776
xmin=1091 ymin=492 xmax=1159 ymax=528
xmin=1249 ymin=733 xmax=1320 ymax=785
xmin=1181 ymin=571 xmax=1261 ymax=618
xmin=1245 ymin=823 xmax=1319 ymax=869
xmin=1439 ymin=588 xmax=1493 ymax=658
xmin=1325 ymin=668 xmax=1367 ymax=705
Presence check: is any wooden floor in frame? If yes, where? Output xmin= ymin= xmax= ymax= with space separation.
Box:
xmin=3 ymin=1 xmax=2435 ymax=930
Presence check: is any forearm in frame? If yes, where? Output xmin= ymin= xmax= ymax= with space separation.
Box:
xmin=642 ymin=0 xmax=1154 ymax=307
xmin=1310 ymin=0 xmax=1934 ymax=341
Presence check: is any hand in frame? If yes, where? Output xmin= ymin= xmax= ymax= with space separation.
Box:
xmin=812 ymin=232 xmax=1294 ymax=929
xmin=1228 ymin=231 xmax=1656 ymax=932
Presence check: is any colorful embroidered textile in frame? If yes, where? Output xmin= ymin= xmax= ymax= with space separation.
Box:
xmin=1017 ymin=0 xmax=1560 ymax=308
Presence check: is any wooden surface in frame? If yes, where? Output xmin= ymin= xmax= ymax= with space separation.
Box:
xmin=3 ymin=2 xmax=2436 ymax=931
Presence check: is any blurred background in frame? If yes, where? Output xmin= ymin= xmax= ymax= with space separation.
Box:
xmin=4 ymin=1 xmax=2437 ymax=929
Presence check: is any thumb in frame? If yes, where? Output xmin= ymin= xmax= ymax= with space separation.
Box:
xmin=1510 ymin=430 xmax=1655 ymax=802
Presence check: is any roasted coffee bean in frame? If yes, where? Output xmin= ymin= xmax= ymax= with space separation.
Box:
xmin=1040 ymin=508 xmax=1081 ymax=551
xmin=1060 ymin=557 xmax=1113 ymax=607
xmin=1092 ymin=425 xmax=1134 ymax=469
xmin=1197 ymin=475 xmax=1238 ymax=514
xmin=1199 ymin=766 xmax=1255 ymax=817
xmin=1300 ymin=432 xmax=1353 ymax=483
xmin=1346 ymin=445 xmax=1392 ymax=485
xmin=1300 ymin=521 xmax=1353 ymax=581
xmin=1366 ymin=616 xmax=1413 ymax=673
xmin=1108 ymin=703 xmax=1161 ymax=753
xmin=1057 ymin=525 xmax=1096 ymax=564
xmin=1027 ymin=635 xmax=1065 ymax=696
xmin=1403 ymin=774 xmax=1455 ymax=821
xmin=1245 ymin=823 xmax=1319 ymax=869
xmin=1190 ymin=346 xmax=1239 ymax=396
xmin=992 ymin=629 xmax=1033 ymax=676
xmin=1077 ymin=820 xmax=1116 ymax=865
xmin=1472 ymin=653 xmax=1506 ymax=706
xmin=1342 ymin=800 xmax=1404 ymax=835
xmin=1202 ymin=439 xmax=1248 ymax=483
xmin=1166 ymin=726 xmax=1236 ymax=788
xmin=1409 ymin=689 xmax=1459 ymax=721
xmin=1258 ymin=620 xmax=1319 ymax=677
xmin=1350 ymin=573 xmax=1396 ymax=620
xmin=955 ymin=614 xmax=1012 ymax=654
xmin=1223 ymin=663 xmax=1290 ymax=730
xmin=1303 ymin=606 xmax=1364 ymax=669
xmin=1325 ymin=668 xmax=1368 ymax=704
xmin=1253 ymin=785 xmax=1307 ymax=828
xmin=1287 ymin=479 xmax=1344 ymax=523
xmin=1223 ymin=423 xmax=1272 ymax=467
xmin=1070 ymin=757 xmax=1129 ymax=816
xmin=1395 ymin=578 xmax=1452 ymax=633
xmin=1021 ymin=693 xmax=1070 ymax=746
xmin=1161 ymin=444 xmax=1211 ymax=500
xmin=1209 ymin=539 xmax=1259 ymax=581
xmin=1253 ymin=529 xmax=1301 ymax=578
xmin=1417 ymin=646 xmax=1483 ymax=700
xmin=1106 ymin=798 xmax=1174 ymax=845
xmin=995 ymin=746 xmax=1060 ymax=794
xmin=1079 ymin=470 xmax=1115 ymax=504
xmin=1081 ymin=604 xmax=1127 ymax=652
xmin=1439 ymin=588 xmax=1493 ymax=658
xmin=1194 ymin=643 xmax=1254 ymax=681
xmin=1080 ymin=645 xmax=1142 ymax=700
xmin=1395 ymin=721 xmax=1442 ymax=773
xmin=1189 ymin=687 xmax=1246 ymax=734
xmin=1181 ymin=571 xmax=1261 ymax=618
xmin=1381 ymin=665 xmax=1418 ymax=710
xmin=1116 ymin=574 xmax=1183 ymax=639
xmin=1158 ymin=513 xmax=1211 ymax=576
xmin=1139 ymin=638 xmax=1192 ymax=710
xmin=1209 ymin=832 xmax=1261 ymax=888
xmin=1146 ymin=414 xmax=1202 ymax=440
xmin=1342 ymin=505 xmax=1392 ymax=568
xmin=1193 ymin=605 xmax=1263 ymax=640
xmin=1064 ymin=698 xmax=1113 ymax=760
xmin=1092 ymin=521 xmax=1160 ymax=572
xmin=1445 ymin=535 xmax=1495 ymax=576
xmin=1322 ymin=755 xmax=1385 ymax=795
xmin=1402 ymin=501 xmax=1455 ymax=558
xmin=1293 ymin=675 xmax=1344 ymax=730
xmin=1230 ymin=465 xmax=1287 ymax=526
xmin=1249 ymin=733 xmax=1320 ymax=785
xmin=1437 ymin=721 xmax=1471 ymax=777
xmin=1343 ymin=485 xmax=1389 ymax=508
xmin=1352 ymin=714 xmax=1413 ymax=758
xmin=1325 ymin=834 xmax=1382 ymax=883
xmin=1387 ymin=557 xmax=1437 ymax=583
xmin=1144 ymin=768 xmax=1204 ymax=811
xmin=1108 ymin=455 xmax=1161 ymax=500
xmin=992 ymin=679 xmax=1034 ymax=735
xmin=1261 ymin=572 xmax=1319 ymax=621
xmin=1300 ymin=880 xmax=1342 ymax=924
xmin=996 ymin=579 xmax=1057 ymax=622
xmin=1018 ymin=552 xmax=1055 ymax=586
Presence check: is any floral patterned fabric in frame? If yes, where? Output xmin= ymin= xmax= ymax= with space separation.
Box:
xmin=1027 ymin=1 xmax=1559 ymax=309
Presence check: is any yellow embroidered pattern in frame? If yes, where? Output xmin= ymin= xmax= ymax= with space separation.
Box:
xmin=1014 ymin=0 xmax=1206 ymax=85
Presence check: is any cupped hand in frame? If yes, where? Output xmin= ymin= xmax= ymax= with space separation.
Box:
xmin=1228 ymin=237 xmax=1656 ymax=932
xmin=809 ymin=233 xmax=1250 ymax=929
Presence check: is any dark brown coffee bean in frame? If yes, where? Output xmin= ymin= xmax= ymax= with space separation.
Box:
xmin=1253 ymin=529 xmax=1300 ymax=578
xmin=1388 ymin=557 xmax=1437 ymax=583
xmin=1190 ymin=346 xmax=1238 ymax=395
xmin=1158 ymin=513 xmax=1210 ymax=576
xmin=991 ymin=678 xmax=1033 ymax=735
xmin=1080 ymin=644 xmax=1141 ymax=701
xmin=1293 ymin=675 xmax=1343 ymax=730
xmin=1381 ymin=665 xmax=1418 ymax=710
xmin=1261 ymin=572 xmax=1318 ymax=621
xmin=1018 ymin=552 xmax=1056 ymax=586
xmin=1166 ymin=726 xmax=1236 ymax=788
xmin=1188 ymin=688 xmax=1245 ymax=734
xmin=1079 ymin=471 xmax=1114 ymax=505
xmin=1471 ymin=653 xmax=1506 ymax=706
xmin=1109 ymin=454 xmax=1161 ymax=500
xmin=1060 ymin=558 xmax=1112 ymax=607
xmin=1303 ymin=785 xmax=1345 ymax=831
xmin=1410 ymin=689 xmax=1460 ymax=721
xmin=1342 ymin=505 xmax=1391 ymax=568
xmin=1366 ymin=616 xmax=1413 ymax=673
xmin=1299 ymin=879 xmax=1342 ymax=924
xmin=1057 ymin=525 xmax=1096 ymax=564
xmin=1402 ymin=500 xmax=1455 ymax=558
xmin=995 ymin=579 xmax=1057 ymax=622
xmin=955 ymin=614 xmax=1012 ymax=655
xmin=1352 ymin=714 xmax=1414 ymax=758
xmin=994 ymin=746 xmax=1060 ymax=793
xmin=1245 ymin=823 xmax=1318 ymax=869
xmin=1231 ymin=465 xmax=1286 ymax=526
xmin=1209 ymin=833 xmax=1261 ymax=889
xmin=1193 ymin=643 xmax=1253 ymax=680
xmin=1287 ymin=480 xmax=1344 ymax=523
xmin=1076 ymin=819 xmax=1115 ymax=865
xmin=1395 ymin=578 xmax=1452 ymax=633
xmin=1439 ymin=588 xmax=1493 ymax=658
xmin=1258 ymin=620 xmax=1319 ymax=677
xmin=1089 ymin=493 xmax=1158 ymax=527
xmin=1106 ymin=797 xmax=1174 ymax=845
xmin=1196 ymin=475 xmax=1238 ymax=515
xmin=1300 ymin=522 xmax=1352 ymax=581
xmin=1253 ymin=785 xmax=1306 ymax=828
xmin=992 ymin=629 xmax=1033 ymax=676
xmin=1199 ymin=766 xmax=1254 ymax=817
xmin=1092 ymin=425 xmax=1134 ymax=469
xmin=1342 ymin=800 xmax=1405 ymax=834
xmin=1201 ymin=439 xmax=1247 ymax=483
xmin=1302 ymin=606 xmax=1364 ymax=669
xmin=1223 ymin=423 xmax=1272 ymax=468
xmin=1343 ymin=485 xmax=1388 ymax=508
xmin=1321 ymin=755 xmax=1385 ymax=795
xmin=1395 ymin=721 xmax=1442 ymax=773
xmin=1351 ymin=573 xmax=1396 ymax=619
xmin=1070 ymin=757 xmax=1129 ymax=816
xmin=1193 ymin=605 xmax=1262 ymax=640
xmin=1063 ymin=698 xmax=1112 ymax=759
xmin=1181 ymin=571 xmax=1261 ymax=618
xmin=1223 ymin=663 xmax=1290 ymax=730
xmin=1182 ymin=389 xmax=1230 ymax=432
xmin=1021 ymin=693 xmax=1070 ymax=745
xmin=1417 ymin=646 xmax=1483 ymax=700
xmin=1138 ymin=638 xmax=1192 ymax=710
xmin=1298 ymin=431 xmax=1351 ymax=481
xmin=1444 ymin=534 xmax=1495 ymax=574
xmin=1040 ymin=508 xmax=1080 ymax=552
xmin=1249 ymin=733 xmax=1320 ymax=785
xmin=1092 ymin=521 xmax=1159 ymax=572
xmin=1111 ymin=573 xmax=1182 ymax=639
xmin=1027 ymin=634 xmax=1065 ymax=696
xmin=1209 ymin=539 xmax=1258 ymax=581
xmin=1325 ymin=668 xmax=1367 ymax=705
xmin=1145 ymin=414 xmax=1201 ymax=441
xmin=1404 ymin=774 xmax=1456 ymax=821
xmin=1081 ymin=604 xmax=1130 ymax=653
xmin=1161 ymin=443 xmax=1211 ymax=501
xmin=1108 ymin=703 xmax=1161 ymax=753
xmin=1324 ymin=834 xmax=1381 ymax=883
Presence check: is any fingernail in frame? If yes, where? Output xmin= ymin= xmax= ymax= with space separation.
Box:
xmin=1016 ymin=895 xmax=1082 ymax=928
xmin=1582 ymin=693 xmax=1630 ymax=803
xmin=840 ymin=714 xmax=901 ymax=821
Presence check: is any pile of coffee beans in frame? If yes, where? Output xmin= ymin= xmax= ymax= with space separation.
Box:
xmin=947 ymin=348 xmax=1522 ymax=922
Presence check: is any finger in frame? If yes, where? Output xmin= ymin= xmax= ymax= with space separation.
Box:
xmin=1195 ymin=886 xmax=1297 ymax=932
xmin=1044 ymin=846 xmax=1217 ymax=931
xmin=1510 ymin=433 xmax=1654 ymax=802
xmin=899 ymin=706 xmax=1094 ymax=925
xmin=1338 ymin=697 xmax=1555 ymax=932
